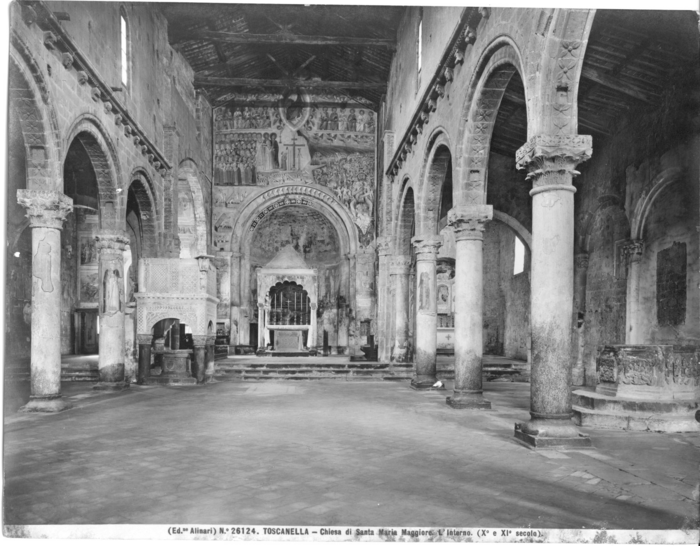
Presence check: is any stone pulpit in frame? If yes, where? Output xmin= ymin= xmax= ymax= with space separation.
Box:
xmin=257 ymin=245 xmax=318 ymax=355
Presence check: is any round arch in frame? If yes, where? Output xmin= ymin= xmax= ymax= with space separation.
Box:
xmin=230 ymin=185 xmax=359 ymax=257
xmin=126 ymin=169 xmax=159 ymax=258
xmin=178 ymin=159 xmax=208 ymax=258
xmin=9 ymin=37 xmax=61 ymax=189
xmin=631 ymin=168 xmax=685 ymax=241
xmin=394 ymin=178 xmax=417 ymax=255
xmin=455 ymin=38 xmax=528 ymax=207
xmin=493 ymin=210 xmax=532 ymax=252
xmin=418 ymin=129 xmax=453 ymax=236
xmin=63 ymin=114 xmax=122 ymax=228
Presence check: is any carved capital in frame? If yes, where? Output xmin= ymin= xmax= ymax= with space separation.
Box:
xmin=516 ymin=134 xmax=593 ymax=187
xmin=411 ymin=235 xmax=442 ymax=260
xmin=196 ymin=254 xmax=214 ymax=272
xmin=95 ymin=230 xmax=130 ymax=255
xmin=376 ymin=236 xmax=393 ymax=257
xmin=43 ymin=31 xmax=58 ymax=50
xmin=389 ymin=255 xmax=412 ymax=275
xmin=574 ymin=253 xmax=590 ymax=270
xmin=447 ymin=204 xmax=492 ymax=241
xmin=17 ymin=190 xmax=73 ymax=230
xmin=622 ymin=239 xmax=644 ymax=263
xmin=77 ymin=71 xmax=89 ymax=85
xmin=192 ymin=335 xmax=208 ymax=347
xmin=136 ymin=334 xmax=153 ymax=345
xmin=206 ymin=335 xmax=217 ymax=344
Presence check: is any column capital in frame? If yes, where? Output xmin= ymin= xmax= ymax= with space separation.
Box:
xmin=516 ymin=134 xmax=592 ymax=190
xmin=622 ymin=239 xmax=644 ymax=263
xmin=574 ymin=253 xmax=590 ymax=270
xmin=17 ymin=190 xmax=73 ymax=230
xmin=389 ymin=255 xmax=412 ymax=275
xmin=192 ymin=335 xmax=208 ymax=347
xmin=411 ymin=235 xmax=442 ymax=260
xmin=376 ymin=236 xmax=393 ymax=257
xmin=136 ymin=334 xmax=153 ymax=345
xmin=206 ymin=335 xmax=217 ymax=344
xmin=448 ymin=205 xmax=492 ymax=241
xmin=95 ymin=230 xmax=130 ymax=253
xmin=215 ymin=251 xmax=233 ymax=258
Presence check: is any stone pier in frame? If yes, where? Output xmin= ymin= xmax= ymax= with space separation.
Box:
xmin=513 ymin=135 xmax=593 ymax=448
xmin=446 ymin=205 xmax=492 ymax=410
xmin=93 ymin=230 xmax=130 ymax=391
xmin=411 ymin=235 xmax=442 ymax=389
xmin=390 ymin=256 xmax=412 ymax=362
xmin=17 ymin=190 xmax=74 ymax=413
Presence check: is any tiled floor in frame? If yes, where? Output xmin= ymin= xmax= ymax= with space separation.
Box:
xmin=3 ymin=377 xmax=699 ymax=529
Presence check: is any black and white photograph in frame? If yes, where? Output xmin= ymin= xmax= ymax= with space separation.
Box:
xmin=2 ymin=0 xmax=699 ymax=542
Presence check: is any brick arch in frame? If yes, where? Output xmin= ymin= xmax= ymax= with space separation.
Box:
xmin=394 ymin=178 xmax=416 ymax=256
xmin=456 ymin=39 xmax=527 ymax=206
xmin=9 ymin=34 xmax=61 ymax=189
xmin=178 ymin=159 xmax=208 ymax=258
xmin=418 ymin=129 xmax=453 ymax=236
xmin=127 ymin=169 xmax=158 ymax=258
xmin=64 ymin=115 xmax=122 ymax=229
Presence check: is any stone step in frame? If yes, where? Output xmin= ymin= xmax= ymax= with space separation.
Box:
xmin=572 ymin=389 xmax=700 ymax=433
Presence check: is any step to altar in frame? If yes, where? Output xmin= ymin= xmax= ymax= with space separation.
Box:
xmin=215 ymin=357 xmax=412 ymax=381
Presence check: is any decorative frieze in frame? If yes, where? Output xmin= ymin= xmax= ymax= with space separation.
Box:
xmin=94 ymin=230 xmax=129 ymax=255
xmin=29 ymin=2 xmax=171 ymax=178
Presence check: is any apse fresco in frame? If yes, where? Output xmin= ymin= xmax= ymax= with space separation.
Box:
xmin=213 ymin=92 xmax=377 ymax=248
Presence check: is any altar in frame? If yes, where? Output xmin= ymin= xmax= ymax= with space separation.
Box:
xmin=256 ymin=245 xmax=318 ymax=355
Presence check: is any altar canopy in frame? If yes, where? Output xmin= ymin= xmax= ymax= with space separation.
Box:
xmin=257 ymin=245 xmax=318 ymax=352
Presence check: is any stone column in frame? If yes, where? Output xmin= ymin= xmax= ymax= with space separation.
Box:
xmin=411 ymin=235 xmax=442 ymax=389
xmin=94 ymin=230 xmax=130 ymax=391
xmin=258 ymin=303 xmax=267 ymax=350
xmin=192 ymin=335 xmax=207 ymax=383
xmin=309 ymin=303 xmax=318 ymax=351
xmin=205 ymin=335 xmax=217 ymax=383
xmin=446 ymin=205 xmax=492 ymax=409
xmin=376 ymin=237 xmax=392 ymax=362
xmin=137 ymin=334 xmax=153 ymax=385
xmin=390 ymin=256 xmax=412 ymax=362
xmin=17 ymin=190 xmax=73 ymax=412
xmin=624 ymin=240 xmax=645 ymax=345
xmin=571 ymin=253 xmax=589 ymax=386
xmin=514 ymin=134 xmax=593 ymax=448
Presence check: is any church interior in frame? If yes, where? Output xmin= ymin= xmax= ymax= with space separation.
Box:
xmin=4 ymin=2 xmax=700 ymax=534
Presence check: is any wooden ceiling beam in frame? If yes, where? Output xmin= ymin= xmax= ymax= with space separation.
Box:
xmin=194 ymin=75 xmax=387 ymax=90
xmin=172 ymin=29 xmax=396 ymax=50
xmin=580 ymin=66 xmax=657 ymax=104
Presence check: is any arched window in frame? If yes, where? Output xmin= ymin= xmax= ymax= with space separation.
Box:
xmin=120 ymin=8 xmax=129 ymax=87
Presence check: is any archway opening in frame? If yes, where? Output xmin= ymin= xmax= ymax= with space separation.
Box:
xmin=63 ymin=134 xmax=104 ymax=356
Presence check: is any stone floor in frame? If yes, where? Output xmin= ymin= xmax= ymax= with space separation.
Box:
xmin=3 ymin=375 xmax=699 ymax=530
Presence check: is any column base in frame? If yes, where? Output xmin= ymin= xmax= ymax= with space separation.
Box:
xmin=410 ymin=376 xmax=443 ymax=390
xmin=446 ymin=391 xmax=492 ymax=410
xmin=93 ymin=381 xmax=130 ymax=391
xmin=204 ymin=374 xmax=218 ymax=384
xmin=19 ymin=395 xmax=72 ymax=413
xmin=391 ymin=348 xmax=409 ymax=363
xmin=514 ymin=419 xmax=592 ymax=449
